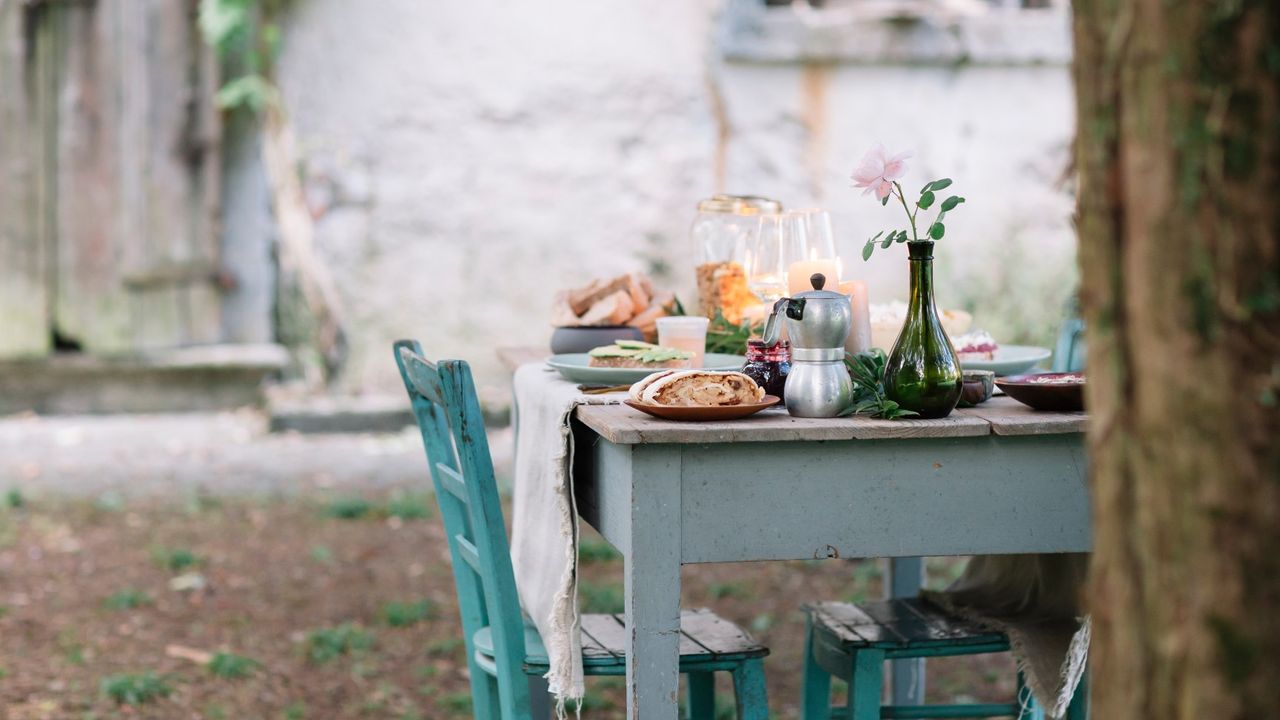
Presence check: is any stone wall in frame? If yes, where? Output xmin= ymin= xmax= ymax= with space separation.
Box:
xmin=274 ymin=0 xmax=1077 ymax=406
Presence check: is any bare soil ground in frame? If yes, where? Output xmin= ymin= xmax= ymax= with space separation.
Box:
xmin=0 ymin=491 xmax=1013 ymax=719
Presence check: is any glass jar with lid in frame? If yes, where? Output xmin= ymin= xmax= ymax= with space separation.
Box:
xmin=691 ymin=195 xmax=781 ymax=324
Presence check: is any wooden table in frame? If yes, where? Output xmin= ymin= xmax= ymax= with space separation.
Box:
xmin=578 ymin=401 xmax=1088 ymax=717
xmin=499 ymin=348 xmax=1092 ymax=718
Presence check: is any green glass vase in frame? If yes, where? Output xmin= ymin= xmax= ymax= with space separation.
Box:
xmin=884 ymin=241 xmax=962 ymax=418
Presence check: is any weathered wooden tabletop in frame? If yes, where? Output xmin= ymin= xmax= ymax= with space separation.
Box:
xmin=575 ymin=396 xmax=1085 ymax=444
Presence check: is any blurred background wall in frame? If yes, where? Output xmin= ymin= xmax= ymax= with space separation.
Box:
xmin=275 ymin=0 xmax=1076 ymax=404
xmin=0 ymin=0 xmax=1076 ymax=413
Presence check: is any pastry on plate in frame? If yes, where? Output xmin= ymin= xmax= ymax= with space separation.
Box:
xmin=629 ymin=370 xmax=765 ymax=407
xmin=588 ymin=341 xmax=693 ymax=369
xmin=954 ymin=330 xmax=999 ymax=361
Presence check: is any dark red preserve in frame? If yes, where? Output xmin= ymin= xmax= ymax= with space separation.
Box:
xmin=741 ymin=340 xmax=791 ymax=400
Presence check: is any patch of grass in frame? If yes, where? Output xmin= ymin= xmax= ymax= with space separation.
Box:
xmin=578 ymin=537 xmax=621 ymax=564
xmin=0 ymin=667 xmax=7 ymax=679
xmin=5 ymin=488 xmax=23 ymax=508
xmin=208 ymin=651 xmax=260 ymax=679
xmin=322 ymin=496 xmax=373 ymax=520
xmin=151 ymin=546 xmax=201 ymax=573
xmin=203 ymin=703 xmax=229 ymax=720
xmin=440 ymin=692 xmax=473 ymax=714
xmin=304 ymin=623 xmax=374 ymax=664
xmin=310 ymin=545 xmax=335 ymax=564
xmin=381 ymin=599 xmax=435 ymax=628
xmin=101 ymin=672 xmax=172 ymax=705
xmin=385 ymin=492 xmax=432 ymax=520
xmin=103 ymin=588 xmax=152 ymax=611
xmin=0 ymin=605 xmax=8 ymax=619
xmin=578 ymin=581 xmax=624 ymax=614
xmin=282 ymin=702 xmax=307 ymax=720
xmin=425 ymin=636 xmax=464 ymax=658
xmin=708 ymin=581 xmax=752 ymax=600
xmin=750 ymin=612 xmax=775 ymax=633
xmin=58 ymin=629 xmax=85 ymax=665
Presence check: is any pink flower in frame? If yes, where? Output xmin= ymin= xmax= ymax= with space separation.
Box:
xmin=851 ymin=143 xmax=912 ymax=201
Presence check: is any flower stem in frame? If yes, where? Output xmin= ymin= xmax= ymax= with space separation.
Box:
xmin=893 ymin=181 xmax=919 ymax=242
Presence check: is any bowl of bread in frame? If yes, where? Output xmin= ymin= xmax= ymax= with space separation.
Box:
xmin=550 ymin=273 xmax=674 ymax=353
xmin=624 ymin=370 xmax=780 ymax=421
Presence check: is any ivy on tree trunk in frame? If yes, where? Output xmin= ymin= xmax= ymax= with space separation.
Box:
xmin=1072 ymin=0 xmax=1280 ymax=717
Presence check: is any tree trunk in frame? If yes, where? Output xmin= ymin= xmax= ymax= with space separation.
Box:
xmin=1072 ymin=1 xmax=1280 ymax=718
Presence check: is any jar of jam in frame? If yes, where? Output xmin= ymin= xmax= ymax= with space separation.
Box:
xmin=742 ymin=340 xmax=791 ymax=400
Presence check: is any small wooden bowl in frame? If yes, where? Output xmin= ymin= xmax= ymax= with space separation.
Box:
xmin=995 ymin=372 xmax=1085 ymax=412
xmin=623 ymin=396 xmax=781 ymax=422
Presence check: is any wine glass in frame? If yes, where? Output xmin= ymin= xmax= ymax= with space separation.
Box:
xmin=789 ymin=208 xmax=836 ymax=260
xmin=742 ymin=214 xmax=795 ymax=303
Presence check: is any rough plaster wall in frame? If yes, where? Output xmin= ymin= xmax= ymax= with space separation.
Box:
xmin=276 ymin=1 xmax=1076 ymax=404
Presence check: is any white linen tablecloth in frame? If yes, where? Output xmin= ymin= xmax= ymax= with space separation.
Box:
xmin=510 ymin=364 xmax=624 ymax=714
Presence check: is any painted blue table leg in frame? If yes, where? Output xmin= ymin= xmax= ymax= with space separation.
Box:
xmin=888 ymin=556 xmax=925 ymax=706
xmin=624 ymin=445 xmax=684 ymax=719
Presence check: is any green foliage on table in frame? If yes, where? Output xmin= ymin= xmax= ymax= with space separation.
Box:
xmin=103 ymin=588 xmax=153 ymax=611
xmin=705 ymin=311 xmax=762 ymax=357
xmin=841 ymin=349 xmax=920 ymax=420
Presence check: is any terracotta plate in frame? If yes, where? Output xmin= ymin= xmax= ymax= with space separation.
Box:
xmin=623 ymin=395 xmax=781 ymax=422
xmin=995 ymin=372 xmax=1085 ymax=412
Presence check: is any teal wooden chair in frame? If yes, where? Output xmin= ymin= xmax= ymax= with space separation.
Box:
xmin=393 ymin=340 xmax=771 ymax=720
xmin=801 ymin=598 xmax=1087 ymax=720
xmin=1053 ymin=300 xmax=1086 ymax=373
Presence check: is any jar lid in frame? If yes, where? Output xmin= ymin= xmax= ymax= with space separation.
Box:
xmin=696 ymin=194 xmax=783 ymax=215
xmin=793 ymin=273 xmax=847 ymax=300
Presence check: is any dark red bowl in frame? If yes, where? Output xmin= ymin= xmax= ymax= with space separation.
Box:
xmin=995 ymin=372 xmax=1085 ymax=412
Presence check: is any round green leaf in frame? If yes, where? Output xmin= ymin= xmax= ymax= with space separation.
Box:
xmin=929 ymin=178 xmax=953 ymax=192
xmin=861 ymin=242 xmax=874 ymax=261
xmin=917 ymin=191 xmax=935 ymax=209
xmin=880 ymin=235 xmax=893 ymax=249
xmin=940 ymin=195 xmax=965 ymax=211
xmin=929 ymin=222 xmax=945 ymax=240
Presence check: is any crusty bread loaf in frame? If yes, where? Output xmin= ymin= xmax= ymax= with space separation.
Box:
xmin=578 ymin=290 xmax=635 ymax=326
xmin=629 ymin=370 xmax=764 ymax=407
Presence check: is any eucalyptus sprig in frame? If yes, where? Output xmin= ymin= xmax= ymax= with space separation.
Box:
xmin=850 ymin=144 xmax=965 ymax=261
xmin=840 ymin=349 xmax=919 ymax=420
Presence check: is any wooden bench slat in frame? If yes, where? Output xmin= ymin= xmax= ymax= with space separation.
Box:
xmin=808 ymin=599 xmax=1008 ymax=651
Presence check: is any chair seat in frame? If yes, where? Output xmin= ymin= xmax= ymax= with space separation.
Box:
xmin=805 ymin=598 xmax=1008 ymax=656
xmin=473 ymin=607 xmax=769 ymax=676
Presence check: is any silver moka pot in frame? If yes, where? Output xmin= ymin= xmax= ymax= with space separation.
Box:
xmin=762 ymin=273 xmax=853 ymax=418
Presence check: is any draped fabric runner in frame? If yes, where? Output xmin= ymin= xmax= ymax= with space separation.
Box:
xmin=509 ymin=364 xmax=622 ymax=713
xmin=922 ymin=554 xmax=1091 ymax=719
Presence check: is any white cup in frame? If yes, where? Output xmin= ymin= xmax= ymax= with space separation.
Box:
xmin=656 ymin=316 xmax=710 ymax=368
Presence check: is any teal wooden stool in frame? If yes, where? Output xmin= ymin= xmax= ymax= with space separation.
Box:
xmin=801 ymin=599 xmax=1087 ymax=720
xmin=393 ymin=340 xmax=771 ymax=720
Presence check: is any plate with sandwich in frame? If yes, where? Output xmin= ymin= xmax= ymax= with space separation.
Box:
xmin=624 ymin=370 xmax=780 ymax=421
xmin=547 ymin=341 xmax=745 ymax=385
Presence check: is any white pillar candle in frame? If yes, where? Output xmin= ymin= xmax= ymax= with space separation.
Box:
xmin=787 ymin=258 xmax=841 ymax=295
xmin=839 ymin=280 xmax=872 ymax=355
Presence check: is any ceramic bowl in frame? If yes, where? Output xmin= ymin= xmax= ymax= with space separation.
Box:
xmin=549 ymin=326 xmax=643 ymax=355
xmin=995 ymin=372 xmax=1086 ymax=412
xmin=957 ymin=369 xmax=995 ymax=407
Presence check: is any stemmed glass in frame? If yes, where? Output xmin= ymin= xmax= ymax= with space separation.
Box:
xmin=742 ymin=213 xmax=796 ymax=303
xmin=790 ymin=208 xmax=836 ymax=261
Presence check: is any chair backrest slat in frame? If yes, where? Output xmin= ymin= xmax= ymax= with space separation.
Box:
xmin=455 ymin=534 xmax=483 ymax=574
xmin=437 ymin=463 xmax=469 ymax=501
xmin=392 ymin=339 xmax=530 ymax=718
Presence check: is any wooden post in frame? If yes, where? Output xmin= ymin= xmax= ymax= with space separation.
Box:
xmin=0 ymin=0 xmax=50 ymax=358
